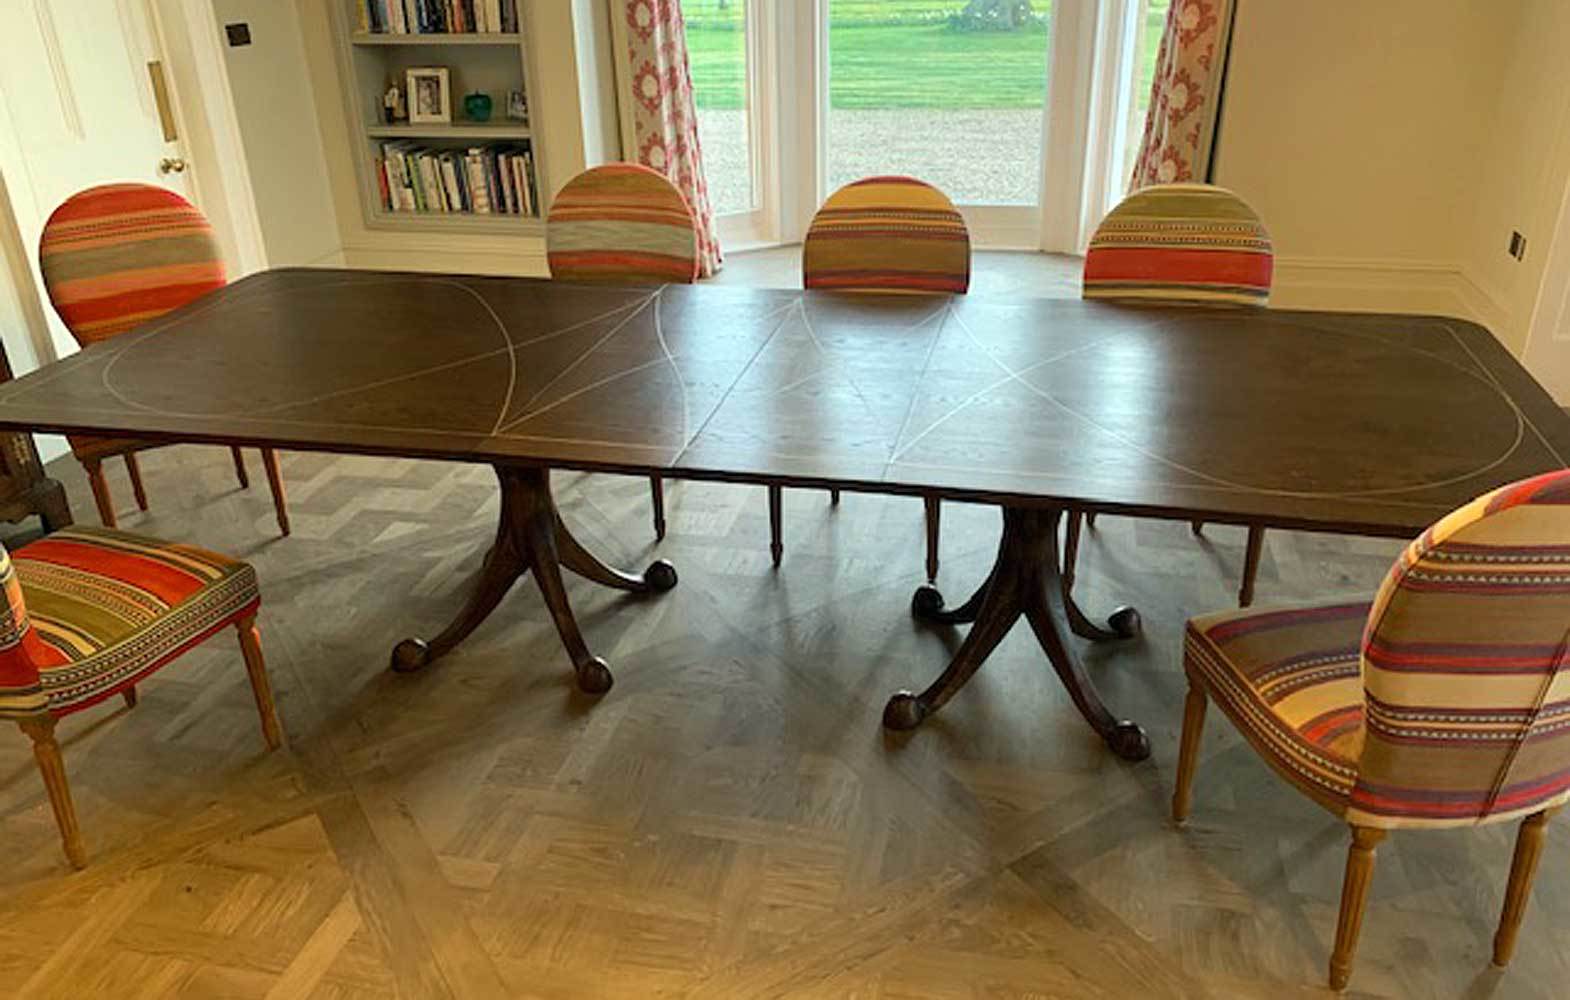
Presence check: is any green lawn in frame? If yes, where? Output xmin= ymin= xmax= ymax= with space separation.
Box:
xmin=686 ymin=1 xmax=1168 ymax=111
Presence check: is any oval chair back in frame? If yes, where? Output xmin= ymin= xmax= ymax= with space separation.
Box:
xmin=39 ymin=183 xmax=227 ymax=346
xmin=38 ymin=183 xmax=290 ymax=536
xmin=803 ymin=176 xmax=970 ymax=294
xmin=546 ymin=163 xmax=700 ymax=285
xmin=1353 ymin=469 xmax=1570 ymax=830
xmin=1083 ymin=183 xmax=1272 ymax=307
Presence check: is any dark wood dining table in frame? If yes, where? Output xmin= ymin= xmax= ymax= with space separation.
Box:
xmin=0 ymin=268 xmax=1565 ymax=760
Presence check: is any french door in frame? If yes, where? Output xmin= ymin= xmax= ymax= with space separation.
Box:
xmin=688 ymin=0 xmax=1169 ymax=252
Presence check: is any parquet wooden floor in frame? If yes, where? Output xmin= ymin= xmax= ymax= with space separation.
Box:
xmin=0 ymin=254 xmax=1564 ymax=998
xmin=1 ymin=448 xmax=1564 ymax=999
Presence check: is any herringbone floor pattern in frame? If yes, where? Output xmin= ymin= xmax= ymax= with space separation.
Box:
xmin=1 ymin=447 xmax=1564 ymax=999
xmin=0 ymin=252 xmax=1564 ymax=998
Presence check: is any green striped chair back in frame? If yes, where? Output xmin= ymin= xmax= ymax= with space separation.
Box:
xmin=1083 ymin=183 xmax=1272 ymax=306
xmin=1354 ymin=469 xmax=1570 ymax=829
xmin=546 ymin=164 xmax=700 ymax=285
xmin=802 ymin=176 xmax=970 ymax=294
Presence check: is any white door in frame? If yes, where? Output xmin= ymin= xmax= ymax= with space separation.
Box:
xmin=0 ymin=0 xmax=196 ymax=375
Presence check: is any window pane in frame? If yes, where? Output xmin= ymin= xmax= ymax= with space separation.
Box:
xmin=1122 ymin=0 xmax=1170 ymax=187
xmin=826 ymin=0 xmax=1052 ymax=206
xmin=687 ymin=0 xmax=755 ymax=215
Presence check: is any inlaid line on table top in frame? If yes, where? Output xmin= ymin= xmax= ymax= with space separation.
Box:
xmin=0 ymin=267 xmax=1563 ymax=535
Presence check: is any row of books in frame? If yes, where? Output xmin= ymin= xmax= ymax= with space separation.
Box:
xmin=377 ymin=142 xmax=539 ymax=217
xmin=359 ymin=0 xmax=518 ymax=34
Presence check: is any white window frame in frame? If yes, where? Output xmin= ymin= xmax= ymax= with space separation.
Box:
xmin=712 ymin=0 xmax=1154 ymax=253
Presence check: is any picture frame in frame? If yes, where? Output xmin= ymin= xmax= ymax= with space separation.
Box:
xmin=406 ymin=67 xmax=451 ymax=125
xmin=506 ymin=90 xmax=528 ymax=123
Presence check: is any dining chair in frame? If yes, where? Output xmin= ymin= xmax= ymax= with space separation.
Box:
xmin=38 ymin=183 xmax=291 ymax=535
xmin=545 ymin=162 xmax=701 ymax=542
xmin=0 ymin=526 xmax=282 ymax=868
xmin=1173 ymin=468 xmax=1570 ymax=990
xmin=799 ymin=175 xmax=971 ymax=572
xmin=1072 ymin=182 xmax=1274 ymax=604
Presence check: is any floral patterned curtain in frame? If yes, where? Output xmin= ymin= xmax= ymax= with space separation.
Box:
xmin=1129 ymin=0 xmax=1238 ymax=190
xmin=617 ymin=0 xmax=722 ymax=276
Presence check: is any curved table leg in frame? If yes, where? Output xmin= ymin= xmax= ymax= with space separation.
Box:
xmin=554 ymin=514 xmax=677 ymax=593
xmin=911 ymin=567 xmax=996 ymax=625
xmin=889 ymin=505 xmax=1147 ymax=760
xmin=391 ymin=464 xmax=677 ymax=694
xmin=885 ymin=567 xmax=1022 ymax=730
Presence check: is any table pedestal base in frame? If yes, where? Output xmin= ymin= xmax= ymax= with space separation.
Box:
xmin=390 ymin=464 xmax=677 ymax=693
xmin=887 ymin=505 xmax=1150 ymax=761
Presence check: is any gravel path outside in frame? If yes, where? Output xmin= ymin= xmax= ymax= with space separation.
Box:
xmin=697 ymin=107 xmax=1045 ymax=214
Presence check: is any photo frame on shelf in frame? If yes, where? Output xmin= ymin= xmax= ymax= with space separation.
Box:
xmin=406 ymin=66 xmax=451 ymax=125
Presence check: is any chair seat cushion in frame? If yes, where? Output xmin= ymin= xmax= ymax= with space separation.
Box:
xmin=67 ymin=434 xmax=161 ymax=463
xmin=13 ymin=527 xmax=259 ymax=715
xmin=1185 ymin=601 xmax=1369 ymax=813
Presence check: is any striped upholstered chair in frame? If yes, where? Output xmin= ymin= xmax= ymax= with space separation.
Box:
xmin=798 ymin=175 xmax=971 ymax=572
xmin=39 ymin=183 xmax=290 ymax=535
xmin=0 ymin=527 xmax=281 ymax=868
xmin=1173 ymin=469 xmax=1570 ymax=990
xmin=546 ymin=163 xmax=701 ymax=541
xmin=1068 ymin=183 xmax=1273 ymax=605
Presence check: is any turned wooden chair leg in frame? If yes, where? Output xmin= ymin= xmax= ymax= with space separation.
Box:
xmin=1085 ymin=512 xmax=1096 ymax=529
xmin=230 ymin=446 xmax=250 ymax=488
xmin=1493 ymin=806 xmax=1560 ymax=966
xmin=83 ymin=459 xmax=117 ymax=528
xmin=923 ymin=496 xmax=940 ymax=583
xmin=18 ymin=717 xmax=86 ymax=869
xmin=1191 ymin=519 xmax=1205 ymax=535
xmin=124 ymin=453 xmax=149 ymax=511
xmin=1172 ymin=677 xmax=1207 ymax=823
xmin=767 ymin=485 xmax=783 ymax=567
xmin=260 ymin=448 xmax=290 ymax=537
xmin=1239 ymin=525 xmax=1265 ymax=608
xmin=830 ymin=488 xmax=840 ymax=505
xmin=121 ymin=687 xmax=138 ymax=709
xmin=236 ymin=614 xmax=283 ymax=750
xmin=1330 ymin=825 xmax=1387 ymax=990
xmin=649 ymin=475 xmax=666 ymax=540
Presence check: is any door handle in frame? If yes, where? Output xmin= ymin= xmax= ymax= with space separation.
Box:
xmin=159 ymin=157 xmax=187 ymax=175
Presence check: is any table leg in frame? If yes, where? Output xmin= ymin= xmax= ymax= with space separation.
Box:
xmin=390 ymin=465 xmax=676 ymax=694
xmin=886 ymin=506 xmax=1149 ymax=760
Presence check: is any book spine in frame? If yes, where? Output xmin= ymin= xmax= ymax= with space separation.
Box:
xmin=523 ymin=149 xmax=538 ymax=217
xmin=485 ymin=0 xmax=501 ymax=33
xmin=466 ymin=149 xmax=490 ymax=213
xmin=375 ymin=157 xmax=391 ymax=211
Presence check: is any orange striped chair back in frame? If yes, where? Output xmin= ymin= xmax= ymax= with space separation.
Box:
xmin=39 ymin=183 xmax=227 ymax=345
xmin=803 ymin=176 xmax=970 ymax=294
xmin=1352 ymin=469 xmax=1570 ymax=829
xmin=1083 ymin=183 xmax=1272 ymax=306
xmin=546 ymin=164 xmax=700 ymax=285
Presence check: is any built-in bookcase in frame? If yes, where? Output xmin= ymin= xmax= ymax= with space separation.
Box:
xmin=330 ymin=1 xmax=549 ymax=234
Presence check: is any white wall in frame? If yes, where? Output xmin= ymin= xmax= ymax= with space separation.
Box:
xmin=211 ymin=0 xmax=342 ymax=267
xmin=1213 ymin=0 xmax=1512 ymax=323
xmin=1462 ymin=1 xmax=1570 ymax=361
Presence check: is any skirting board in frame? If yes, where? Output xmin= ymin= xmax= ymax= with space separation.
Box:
xmin=1270 ymin=256 xmax=1512 ymax=345
xmin=341 ymin=240 xmax=548 ymax=279
xmin=332 ymin=245 xmax=1518 ymax=352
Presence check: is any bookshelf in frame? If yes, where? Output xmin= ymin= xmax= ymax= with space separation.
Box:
xmin=331 ymin=2 xmax=548 ymax=235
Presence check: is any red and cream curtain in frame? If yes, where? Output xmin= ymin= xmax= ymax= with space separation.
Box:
xmin=1129 ymin=0 xmax=1237 ymax=190
xmin=614 ymin=0 xmax=722 ymax=276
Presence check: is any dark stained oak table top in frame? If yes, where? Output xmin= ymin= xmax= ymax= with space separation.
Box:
xmin=0 ymin=266 xmax=1565 ymax=538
